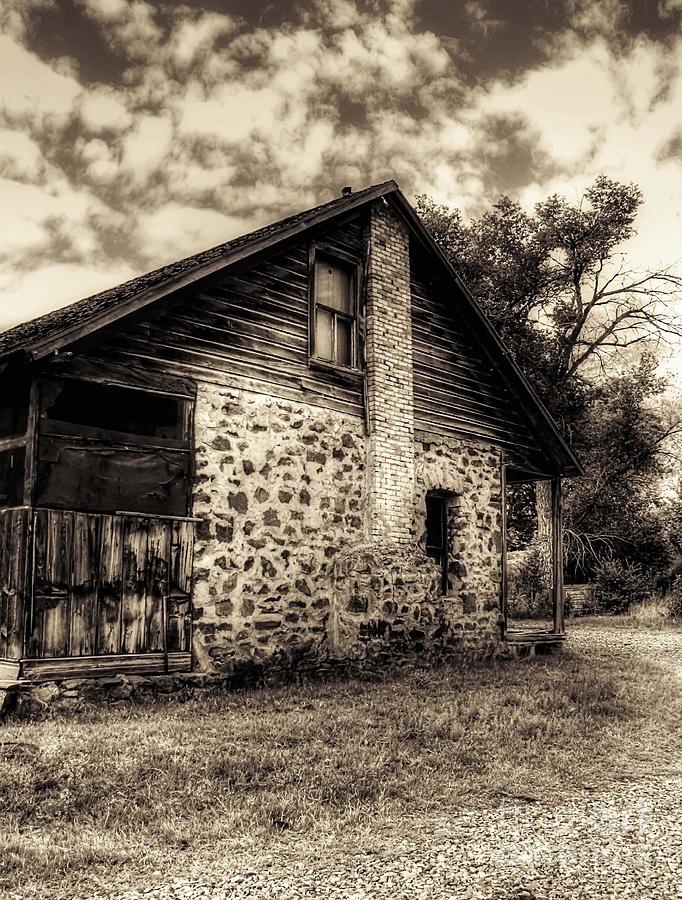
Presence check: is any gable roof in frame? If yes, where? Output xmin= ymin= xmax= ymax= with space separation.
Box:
xmin=0 ymin=179 xmax=581 ymax=477
xmin=0 ymin=181 xmax=396 ymax=367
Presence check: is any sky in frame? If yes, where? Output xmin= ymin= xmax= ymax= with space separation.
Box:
xmin=1 ymin=0 xmax=682 ymax=372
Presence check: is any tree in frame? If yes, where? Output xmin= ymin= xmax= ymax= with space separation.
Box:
xmin=416 ymin=177 xmax=682 ymax=589
xmin=415 ymin=177 xmax=681 ymax=424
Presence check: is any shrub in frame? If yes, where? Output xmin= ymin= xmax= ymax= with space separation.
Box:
xmin=594 ymin=559 xmax=653 ymax=614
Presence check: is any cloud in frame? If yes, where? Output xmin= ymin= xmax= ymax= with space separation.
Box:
xmin=1 ymin=0 xmax=682 ymax=337
xmin=0 ymin=33 xmax=80 ymax=122
xmin=78 ymin=88 xmax=132 ymax=133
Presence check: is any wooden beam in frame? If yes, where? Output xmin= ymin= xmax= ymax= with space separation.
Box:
xmin=500 ymin=461 xmax=508 ymax=639
xmin=22 ymin=377 xmax=39 ymax=508
xmin=551 ymin=476 xmax=564 ymax=634
xmin=19 ymin=651 xmax=191 ymax=681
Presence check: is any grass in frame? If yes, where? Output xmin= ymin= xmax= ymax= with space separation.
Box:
xmin=1 ymin=624 xmax=681 ymax=899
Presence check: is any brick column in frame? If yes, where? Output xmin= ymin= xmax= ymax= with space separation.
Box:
xmin=365 ymin=201 xmax=415 ymax=544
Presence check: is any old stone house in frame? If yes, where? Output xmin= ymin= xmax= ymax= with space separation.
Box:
xmin=0 ymin=181 xmax=581 ymax=685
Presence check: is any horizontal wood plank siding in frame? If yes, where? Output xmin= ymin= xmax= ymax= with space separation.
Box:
xmin=410 ymin=253 xmax=549 ymax=467
xmin=70 ymin=217 xmax=367 ymax=418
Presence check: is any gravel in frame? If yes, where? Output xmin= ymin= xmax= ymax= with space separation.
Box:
xmin=88 ymin=623 xmax=682 ymax=899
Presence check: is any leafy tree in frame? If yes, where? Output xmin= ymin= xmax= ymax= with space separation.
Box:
xmin=416 ymin=178 xmax=682 ymax=585
xmin=415 ymin=177 xmax=680 ymax=426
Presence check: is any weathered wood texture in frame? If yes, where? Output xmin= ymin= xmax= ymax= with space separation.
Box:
xmin=410 ymin=253 xmax=551 ymax=471
xmin=0 ymin=507 xmax=31 ymax=661
xmin=61 ymin=217 xmax=367 ymax=418
xmin=29 ymin=509 xmax=194 ymax=659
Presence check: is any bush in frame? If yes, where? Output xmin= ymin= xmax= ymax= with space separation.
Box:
xmin=594 ymin=559 xmax=653 ymax=614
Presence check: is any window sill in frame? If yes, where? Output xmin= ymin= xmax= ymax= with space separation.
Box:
xmin=308 ymin=357 xmax=364 ymax=383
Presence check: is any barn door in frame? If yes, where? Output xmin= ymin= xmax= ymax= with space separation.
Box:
xmin=30 ymin=509 xmax=193 ymax=661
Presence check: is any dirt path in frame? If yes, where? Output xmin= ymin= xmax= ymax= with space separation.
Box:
xmin=98 ymin=623 xmax=682 ymax=900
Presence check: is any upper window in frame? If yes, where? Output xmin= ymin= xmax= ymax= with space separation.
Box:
xmin=425 ymin=492 xmax=449 ymax=595
xmin=311 ymin=253 xmax=359 ymax=370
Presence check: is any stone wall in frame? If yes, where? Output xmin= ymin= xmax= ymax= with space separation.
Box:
xmin=191 ymin=383 xmax=368 ymax=674
xmin=327 ymin=434 xmax=504 ymax=663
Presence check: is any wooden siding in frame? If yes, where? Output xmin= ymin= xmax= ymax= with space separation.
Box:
xmin=411 ymin=255 xmax=551 ymax=471
xmin=29 ymin=509 xmax=193 ymax=659
xmin=0 ymin=507 xmax=31 ymax=661
xmin=69 ymin=216 xmax=367 ymax=418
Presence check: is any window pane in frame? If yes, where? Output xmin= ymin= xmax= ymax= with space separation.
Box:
xmin=43 ymin=379 xmax=185 ymax=441
xmin=315 ymin=258 xmax=352 ymax=313
xmin=336 ymin=317 xmax=352 ymax=368
xmin=315 ymin=308 xmax=334 ymax=360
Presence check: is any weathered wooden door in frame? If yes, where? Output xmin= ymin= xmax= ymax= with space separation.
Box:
xmin=29 ymin=509 xmax=193 ymax=661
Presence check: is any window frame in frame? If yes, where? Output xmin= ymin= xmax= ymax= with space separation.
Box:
xmin=425 ymin=491 xmax=450 ymax=596
xmin=34 ymin=375 xmax=195 ymax=518
xmin=308 ymin=243 xmax=363 ymax=375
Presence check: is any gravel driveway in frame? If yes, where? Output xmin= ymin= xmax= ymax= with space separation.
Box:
xmin=102 ymin=622 xmax=682 ymax=900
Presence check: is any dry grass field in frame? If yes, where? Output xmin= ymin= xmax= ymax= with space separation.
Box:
xmin=1 ymin=619 xmax=681 ymax=899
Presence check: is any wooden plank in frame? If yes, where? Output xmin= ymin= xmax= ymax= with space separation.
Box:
xmin=121 ymin=516 xmax=148 ymax=653
xmin=69 ymin=513 xmax=99 ymax=656
xmin=0 ymin=511 xmax=8 ymax=658
xmin=0 ymin=658 xmax=21 ymax=685
xmin=552 ymin=477 xmax=565 ymax=635
xmin=96 ymin=515 xmax=123 ymax=654
xmin=45 ymin=356 xmax=197 ymax=398
xmin=20 ymin=651 xmax=191 ymax=681
xmin=0 ymin=508 xmax=29 ymax=660
xmin=95 ymin=348 xmax=365 ymax=419
xmin=167 ymin=520 xmax=193 ymax=653
xmin=6 ymin=508 xmax=29 ymax=660
xmin=22 ymin=378 xmax=39 ymax=507
xmin=145 ymin=519 xmax=169 ymax=652
xmin=37 ymin=509 xmax=73 ymax=658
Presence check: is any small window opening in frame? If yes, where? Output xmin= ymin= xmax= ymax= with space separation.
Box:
xmin=312 ymin=254 xmax=358 ymax=369
xmin=0 ymin=448 xmax=26 ymax=508
xmin=0 ymin=374 xmax=30 ymax=439
xmin=43 ymin=379 xmax=185 ymax=441
xmin=425 ymin=493 xmax=449 ymax=595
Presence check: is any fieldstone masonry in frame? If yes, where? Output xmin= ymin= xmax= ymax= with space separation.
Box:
xmin=189 ymin=201 xmax=505 ymax=677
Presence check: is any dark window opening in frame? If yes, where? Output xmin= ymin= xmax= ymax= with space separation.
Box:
xmin=42 ymin=379 xmax=186 ymax=442
xmin=0 ymin=374 xmax=30 ymax=439
xmin=0 ymin=448 xmax=26 ymax=508
xmin=312 ymin=254 xmax=358 ymax=369
xmin=36 ymin=377 xmax=193 ymax=517
xmin=425 ymin=493 xmax=449 ymax=595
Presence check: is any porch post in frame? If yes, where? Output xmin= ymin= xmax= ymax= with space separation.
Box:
xmin=551 ymin=476 xmax=564 ymax=634
xmin=500 ymin=461 xmax=508 ymax=638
